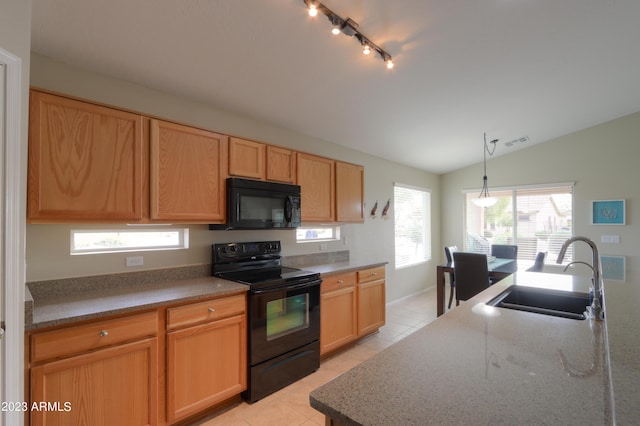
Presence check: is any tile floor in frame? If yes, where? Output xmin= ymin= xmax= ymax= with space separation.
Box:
xmin=191 ymin=287 xmax=440 ymax=426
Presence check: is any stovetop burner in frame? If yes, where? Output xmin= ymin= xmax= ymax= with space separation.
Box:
xmin=212 ymin=241 xmax=319 ymax=290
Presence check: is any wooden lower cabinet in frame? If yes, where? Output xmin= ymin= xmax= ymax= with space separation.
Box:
xmin=320 ymin=272 xmax=358 ymax=356
xmin=30 ymin=338 xmax=158 ymax=426
xmin=28 ymin=294 xmax=248 ymax=426
xmin=357 ymin=266 xmax=386 ymax=337
xmin=320 ymin=267 xmax=386 ymax=356
xmin=165 ymin=295 xmax=247 ymax=424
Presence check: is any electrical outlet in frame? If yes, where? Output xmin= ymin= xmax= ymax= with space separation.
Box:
xmin=319 ymin=243 xmax=328 ymax=251
xmin=126 ymin=256 xmax=144 ymax=267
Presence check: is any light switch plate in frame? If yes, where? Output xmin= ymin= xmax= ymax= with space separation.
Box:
xmin=601 ymin=235 xmax=620 ymax=244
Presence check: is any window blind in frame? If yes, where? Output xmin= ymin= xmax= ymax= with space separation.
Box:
xmin=394 ymin=184 xmax=431 ymax=268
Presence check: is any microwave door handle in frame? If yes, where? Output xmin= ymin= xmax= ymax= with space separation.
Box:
xmin=285 ymin=196 xmax=293 ymax=223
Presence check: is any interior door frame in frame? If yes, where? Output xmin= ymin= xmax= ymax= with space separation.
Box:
xmin=0 ymin=46 xmax=25 ymax=426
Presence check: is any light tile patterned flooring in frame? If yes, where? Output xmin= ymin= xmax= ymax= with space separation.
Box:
xmin=191 ymin=287 xmax=439 ymax=426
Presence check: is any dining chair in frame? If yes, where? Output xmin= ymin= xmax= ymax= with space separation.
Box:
xmin=526 ymin=251 xmax=546 ymax=272
xmin=491 ymin=244 xmax=518 ymax=260
xmin=452 ymin=252 xmax=490 ymax=304
xmin=444 ymin=246 xmax=458 ymax=309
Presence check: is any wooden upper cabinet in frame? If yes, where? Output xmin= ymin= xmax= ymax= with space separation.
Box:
xmin=336 ymin=161 xmax=364 ymax=223
xmin=266 ymin=145 xmax=296 ymax=183
xmin=228 ymin=137 xmax=265 ymax=179
xmin=150 ymin=119 xmax=228 ymax=222
xmin=297 ymin=153 xmax=335 ymax=222
xmin=228 ymin=138 xmax=296 ymax=183
xmin=27 ymin=90 xmax=144 ymax=222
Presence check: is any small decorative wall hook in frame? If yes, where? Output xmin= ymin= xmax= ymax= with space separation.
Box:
xmin=381 ymin=199 xmax=391 ymax=220
xmin=370 ymin=201 xmax=378 ymax=219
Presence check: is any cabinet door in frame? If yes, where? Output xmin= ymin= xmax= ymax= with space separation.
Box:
xmin=150 ymin=119 xmax=228 ymax=222
xmin=320 ymin=286 xmax=357 ymax=355
xmin=297 ymin=153 xmax=335 ymax=222
xmin=336 ymin=161 xmax=364 ymax=223
xmin=166 ymin=314 xmax=247 ymax=423
xmin=266 ymin=145 xmax=296 ymax=183
xmin=28 ymin=90 xmax=144 ymax=222
xmin=358 ymin=279 xmax=386 ymax=336
xmin=30 ymin=338 xmax=158 ymax=426
xmin=229 ymin=137 xmax=265 ymax=179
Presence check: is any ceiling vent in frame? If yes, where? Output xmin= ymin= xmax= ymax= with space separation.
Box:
xmin=504 ymin=136 xmax=530 ymax=147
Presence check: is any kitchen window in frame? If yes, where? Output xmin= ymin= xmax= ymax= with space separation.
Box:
xmin=70 ymin=228 xmax=189 ymax=255
xmin=394 ymin=183 xmax=432 ymax=269
xmin=296 ymin=226 xmax=340 ymax=242
xmin=465 ymin=183 xmax=573 ymax=266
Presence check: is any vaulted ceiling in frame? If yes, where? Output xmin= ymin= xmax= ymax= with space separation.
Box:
xmin=31 ymin=0 xmax=640 ymax=174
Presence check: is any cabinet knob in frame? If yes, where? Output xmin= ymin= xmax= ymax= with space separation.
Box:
xmin=99 ymin=330 xmax=109 ymax=337
xmin=208 ymin=307 xmax=216 ymax=313
xmin=372 ymin=272 xmax=378 ymax=276
xmin=337 ymin=279 xmax=344 ymax=285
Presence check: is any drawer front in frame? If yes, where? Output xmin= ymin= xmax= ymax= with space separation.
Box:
xmin=357 ymin=266 xmax=386 ymax=283
xmin=31 ymin=311 xmax=158 ymax=363
xmin=167 ymin=294 xmax=246 ymax=331
xmin=321 ymin=272 xmax=357 ymax=294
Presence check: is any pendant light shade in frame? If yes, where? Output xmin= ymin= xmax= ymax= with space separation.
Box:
xmin=472 ymin=133 xmax=498 ymax=208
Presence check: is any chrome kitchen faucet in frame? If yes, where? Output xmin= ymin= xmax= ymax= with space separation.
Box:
xmin=556 ymin=236 xmax=604 ymax=320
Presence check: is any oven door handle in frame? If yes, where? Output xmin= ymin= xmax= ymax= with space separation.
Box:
xmin=251 ymin=279 xmax=321 ymax=294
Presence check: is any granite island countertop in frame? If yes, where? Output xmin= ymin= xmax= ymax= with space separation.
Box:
xmin=310 ymin=271 xmax=628 ymax=425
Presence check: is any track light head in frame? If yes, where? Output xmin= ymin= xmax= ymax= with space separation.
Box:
xmin=328 ymin=14 xmax=342 ymax=35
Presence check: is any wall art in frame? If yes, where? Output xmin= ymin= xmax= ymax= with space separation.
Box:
xmin=591 ymin=199 xmax=625 ymax=225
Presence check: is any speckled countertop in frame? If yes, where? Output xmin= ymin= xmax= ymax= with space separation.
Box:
xmin=310 ymin=271 xmax=635 ymax=425
xmin=25 ymin=265 xmax=249 ymax=330
xmin=25 ymin=259 xmax=388 ymax=331
xmin=300 ymin=260 xmax=387 ymax=276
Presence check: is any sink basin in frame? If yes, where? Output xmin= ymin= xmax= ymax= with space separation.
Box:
xmin=487 ymin=285 xmax=589 ymax=320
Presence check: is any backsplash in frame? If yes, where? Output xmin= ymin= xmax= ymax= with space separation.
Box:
xmin=27 ymin=264 xmax=211 ymax=300
xmin=283 ymin=250 xmax=349 ymax=268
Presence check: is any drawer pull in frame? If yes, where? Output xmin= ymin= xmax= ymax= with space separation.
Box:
xmin=99 ymin=330 xmax=109 ymax=337
xmin=208 ymin=307 xmax=216 ymax=313
xmin=372 ymin=272 xmax=378 ymax=276
xmin=337 ymin=279 xmax=344 ymax=285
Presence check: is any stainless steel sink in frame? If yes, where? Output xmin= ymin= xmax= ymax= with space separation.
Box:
xmin=487 ymin=286 xmax=590 ymax=320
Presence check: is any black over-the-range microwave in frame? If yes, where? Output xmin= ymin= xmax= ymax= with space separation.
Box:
xmin=209 ymin=178 xmax=301 ymax=230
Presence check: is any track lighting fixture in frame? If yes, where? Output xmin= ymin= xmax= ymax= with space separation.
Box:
xmin=303 ymin=0 xmax=395 ymax=69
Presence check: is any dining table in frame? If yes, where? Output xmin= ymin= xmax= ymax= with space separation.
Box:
xmin=436 ymin=256 xmax=517 ymax=316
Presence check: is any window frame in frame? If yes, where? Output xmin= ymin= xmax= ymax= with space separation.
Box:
xmin=393 ymin=183 xmax=432 ymax=270
xmin=295 ymin=226 xmax=341 ymax=243
xmin=464 ymin=182 xmax=574 ymax=266
xmin=70 ymin=227 xmax=190 ymax=255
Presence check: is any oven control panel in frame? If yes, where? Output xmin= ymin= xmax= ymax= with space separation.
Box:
xmin=213 ymin=241 xmax=281 ymax=261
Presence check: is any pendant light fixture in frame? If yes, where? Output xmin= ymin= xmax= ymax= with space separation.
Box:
xmin=472 ymin=133 xmax=499 ymax=208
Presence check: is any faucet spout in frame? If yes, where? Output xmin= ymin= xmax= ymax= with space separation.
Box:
xmin=556 ymin=236 xmax=604 ymax=320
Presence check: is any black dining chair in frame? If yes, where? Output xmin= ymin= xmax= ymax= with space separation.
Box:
xmin=452 ymin=252 xmax=491 ymax=305
xmin=444 ymin=246 xmax=458 ymax=309
xmin=526 ymin=251 xmax=546 ymax=272
xmin=491 ymin=244 xmax=518 ymax=260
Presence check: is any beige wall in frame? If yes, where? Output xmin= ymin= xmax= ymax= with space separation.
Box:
xmin=27 ymin=53 xmax=440 ymax=302
xmin=441 ymin=112 xmax=640 ymax=283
